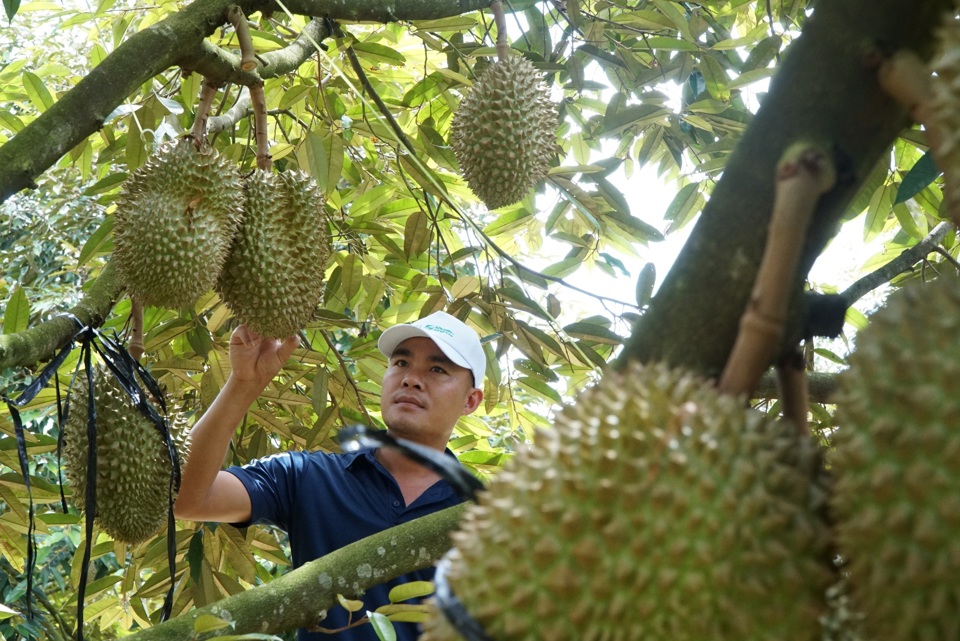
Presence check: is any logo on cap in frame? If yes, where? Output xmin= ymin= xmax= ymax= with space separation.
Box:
xmin=424 ymin=324 xmax=454 ymax=337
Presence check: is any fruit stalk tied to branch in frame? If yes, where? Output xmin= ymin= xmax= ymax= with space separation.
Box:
xmin=248 ymin=82 xmax=272 ymax=170
xmin=877 ymin=45 xmax=960 ymax=227
xmin=189 ymin=78 xmax=221 ymax=146
xmin=227 ymin=5 xmax=258 ymax=72
xmin=718 ymin=142 xmax=837 ymax=403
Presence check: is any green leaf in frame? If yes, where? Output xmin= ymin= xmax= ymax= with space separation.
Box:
xmin=895 ymin=150 xmax=940 ymax=204
xmin=3 ymin=285 xmax=29 ymax=334
xmin=0 ymin=602 xmax=17 ymax=619
xmin=403 ymin=210 xmax=431 ymax=257
xmin=387 ymin=581 xmax=434 ymax=603
xmin=193 ymin=614 xmax=233 ymax=633
xmin=517 ymin=376 xmax=563 ymax=404
xmin=78 ymin=215 xmax=114 ymax=265
xmin=563 ymin=321 xmax=622 ymax=345
xmin=3 ymin=0 xmax=20 ymax=22
xmin=311 ymin=368 xmax=329 ymax=416
xmin=352 ymin=41 xmax=407 ymax=65
xmin=22 ymin=70 xmax=54 ymax=111
xmin=338 ymin=595 xmax=365 ymax=613
xmin=367 ymin=611 xmax=397 ymax=641
xmin=662 ymin=182 xmax=702 ymax=233
xmin=635 ymin=262 xmax=656 ymax=308
xmin=601 ymin=104 xmax=670 ymax=135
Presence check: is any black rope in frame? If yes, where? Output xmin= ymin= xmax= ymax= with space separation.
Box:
xmin=1 ymin=315 xmax=181 ymax=635
xmin=337 ymin=425 xmax=485 ymax=502
xmin=433 ymin=555 xmax=497 ymax=641
xmin=77 ymin=338 xmax=97 ymax=641
xmin=1 ymin=322 xmax=84 ymax=618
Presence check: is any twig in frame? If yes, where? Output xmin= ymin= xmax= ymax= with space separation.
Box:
xmin=719 ymin=141 xmax=837 ymax=397
xmin=188 ymin=79 xmax=220 ymax=145
xmin=227 ymin=5 xmax=258 ymax=71
xmin=491 ymin=0 xmax=510 ymax=61
xmin=248 ymin=83 xmax=272 ymax=170
xmin=840 ymin=220 xmax=954 ymax=304
xmin=877 ymin=49 xmax=959 ymax=225
xmin=129 ymin=298 xmax=145 ymax=362
xmin=775 ymin=351 xmax=808 ymax=433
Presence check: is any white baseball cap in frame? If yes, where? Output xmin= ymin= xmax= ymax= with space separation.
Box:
xmin=378 ymin=311 xmax=486 ymax=388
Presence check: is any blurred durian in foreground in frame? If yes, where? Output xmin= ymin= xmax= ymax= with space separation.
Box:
xmin=421 ymin=363 xmax=831 ymax=641
xmin=217 ymin=169 xmax=331 ymax=338
xmin=450 ymin=55 xmax=557 ymax=210
xmin=831 ymin=275 xmax=960 ymax=641
xmin=113 ymin=138 xmax=243 ymax=309
xmin=63 ymin=369 xmax=189 ymax=545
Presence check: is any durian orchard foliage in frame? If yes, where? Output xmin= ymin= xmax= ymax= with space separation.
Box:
xmin=0 ymin=0 xmax=957 ymax=638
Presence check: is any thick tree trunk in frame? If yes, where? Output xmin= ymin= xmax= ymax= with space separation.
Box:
xmin=621 ymin=0 xmax=954 ymax=377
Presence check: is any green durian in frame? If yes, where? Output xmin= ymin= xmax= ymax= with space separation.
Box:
xmin=217 ymin=169 xmax=330 ymax=338
xmin=63 ymin=369 xmax=188 ymax=545
xmin=450 ymin=55 xmax=557 ymax=209
xmin=830 ymin=275 xmax=960 ymax=641
xmin=113 ymin=138 xmax=244 ymax=309
xmin=421 ymin=363 xmax=831 ymax=641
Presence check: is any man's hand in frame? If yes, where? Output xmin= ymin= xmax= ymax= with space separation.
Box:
xmin=228 ymin=324 xmax=301 ymax=388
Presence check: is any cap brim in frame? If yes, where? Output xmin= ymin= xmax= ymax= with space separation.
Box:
xmin=378 ymin=325 xmax=474 ymax=373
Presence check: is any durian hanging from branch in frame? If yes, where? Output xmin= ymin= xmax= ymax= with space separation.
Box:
xmin=111 ymin=78 xmax=244 ymax=310
xmin=216 ymin=79 xmax=332 ymax=339
xmin=449 ymin=0 xmax=558 ymax=210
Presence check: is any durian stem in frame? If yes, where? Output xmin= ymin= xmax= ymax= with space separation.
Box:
xmin=876 ymin=49 xmax=959 ymax=226
xmin=248 ymin=83 xmax=272 ymax=170
xmin=190 ymin=79 xmax=220 ymax=146
xmin=775 ymin=351 xmax=809 ymax=434
xmin=129 ymin=298 xmax=145 ymax=362
xmin=227 ymin=5 xmax=258 ymax=72
xmin=490 ymin=0 xmax=510 ymax=61
xmin=718 ymin=142 xmax=836 ymax=398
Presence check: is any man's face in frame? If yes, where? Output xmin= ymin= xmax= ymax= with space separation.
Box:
xmin=380 ymin=337 xmax=481 ymax=444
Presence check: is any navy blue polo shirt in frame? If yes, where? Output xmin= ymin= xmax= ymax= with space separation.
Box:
xmin=226 ymin=447 xmax=464 ymax=641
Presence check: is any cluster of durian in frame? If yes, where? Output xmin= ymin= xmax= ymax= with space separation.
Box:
xmin=829 ymin=274 xmax=960 ymax=641
xmin=421 ymin=362 xmax=832 ymax=641
xmin=63 ymin=368 xmax=190 ymax=544
xmin=112 ymin=138 xmax=331 ymax=338
xmin=451 ymin=55 xmax=557 ymax=209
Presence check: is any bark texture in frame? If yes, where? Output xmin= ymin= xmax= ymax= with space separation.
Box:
xmin=621 ymin=0 xmax=954 ymax=377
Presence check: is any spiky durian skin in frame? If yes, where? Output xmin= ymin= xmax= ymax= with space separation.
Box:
xmin=63 ymin=370 xmax=187 ymax=545
xmin=113 ymin=139 xmax=244 ymax=309
xmin=451 ymin=56 xmax=557 ymax=210
xmin=217 ymin=170 xmax=330 ymax=338
xmin=830 ymin=276 xmax=960 ymax=641
xmin=421 ymin=363 xmax=831 ymax=641
xmin=931 ymin=20 xmax=960 ymax=220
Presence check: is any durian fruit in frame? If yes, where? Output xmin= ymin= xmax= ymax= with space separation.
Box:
xmin=63 ymin=369 xmax=189 ymax=545
xmin=830 ymin=275 xmax=960 ymax=641
xmin=421 ymin=363 xmax=831 ymax=641
xmin=113 ymin=138 xmax=244 ymax=309
xmin=450 ymin=55 xmax=557 ymax=210
xmin=217 ymin=170 xmax=330 ymax=338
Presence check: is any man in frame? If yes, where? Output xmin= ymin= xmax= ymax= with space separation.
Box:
xmin=174 ymin=311 xmax=486 ymax=641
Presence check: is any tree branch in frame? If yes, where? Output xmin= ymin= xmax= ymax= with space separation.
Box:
xmin=840 ymin=220 xmax=954 ymax=305
xmin=0 ymin=0 xmax=488 ymax=205
xmin=0 ymin=263 xmax=123 ymax=371
xmin=124 ymin=504 xmax=465 ymax=641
